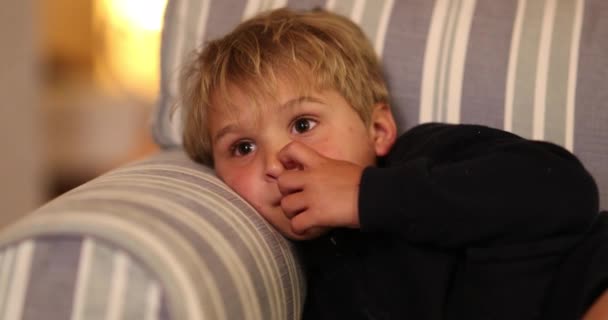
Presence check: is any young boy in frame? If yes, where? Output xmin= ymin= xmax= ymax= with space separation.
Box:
xmin=179 ymin=8 xmax=604 ymax=320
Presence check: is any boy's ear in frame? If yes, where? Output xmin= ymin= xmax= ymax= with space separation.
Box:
xmin=369 ymin=103 xmax=397 ymax=157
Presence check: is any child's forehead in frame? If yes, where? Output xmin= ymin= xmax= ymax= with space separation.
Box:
xmin=209 ymin=76 xmax=319 ymax=115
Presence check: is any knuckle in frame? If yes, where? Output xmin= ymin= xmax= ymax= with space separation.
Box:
xmin=280 ymin=196 xmax=289 ymax=208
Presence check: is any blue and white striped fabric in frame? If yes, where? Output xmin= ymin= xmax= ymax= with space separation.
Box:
xmin=0 ymin=150 xmax=305 ymax=320
xmin=153 ymin=0 xmax=608 ymax=209
xmin=0 ymin=236 xmax=167 ymax=320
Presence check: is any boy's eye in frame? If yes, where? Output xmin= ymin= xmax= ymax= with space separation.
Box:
xmin=291 ymin=118 xmax=318 ymax=134
xmin=231 ymin=141 xmax=256 ymax=156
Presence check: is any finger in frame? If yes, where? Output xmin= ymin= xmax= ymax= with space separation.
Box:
xmin=280 ymin=193 xmax=308 ymax=219
xmin=277 ymin=170 xmax=306 ymax=196
xmin=278 ymin=141 xmax=324 ymax=170
xmin=301 ymin=226 xmax=330 ymax=239
xmin=290 ymin=210 xmax=318 ymax=235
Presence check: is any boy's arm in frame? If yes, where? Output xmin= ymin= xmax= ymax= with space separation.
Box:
xmin=359 ymin=123 xmax=599 ymax=248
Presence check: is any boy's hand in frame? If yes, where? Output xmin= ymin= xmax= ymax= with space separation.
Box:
xmin=277 ymin=142 xmax=363 ymax=235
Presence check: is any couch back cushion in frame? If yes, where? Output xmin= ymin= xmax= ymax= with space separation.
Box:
xmin=153 ymin=0 xmax=608 ymax=209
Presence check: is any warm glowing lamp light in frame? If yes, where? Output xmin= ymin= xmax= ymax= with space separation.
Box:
xmin=95 ymin=0 xmax=168 ymax=100
xmin=104 ymin=0 xmax=167 ymax=31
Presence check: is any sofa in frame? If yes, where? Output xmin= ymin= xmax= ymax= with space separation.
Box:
xmin=0 ymin=0 xmax=606 ymax=319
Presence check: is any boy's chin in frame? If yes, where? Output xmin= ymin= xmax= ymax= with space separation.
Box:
xmin=284 ymin=226 xmax=331 ymax=241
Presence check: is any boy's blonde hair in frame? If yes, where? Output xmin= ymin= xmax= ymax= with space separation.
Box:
xmin=180 ymin=8 xmax=389 ymax=165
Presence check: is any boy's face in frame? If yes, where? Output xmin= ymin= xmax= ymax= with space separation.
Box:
xmin=209 ymin=81 xmax=393 ymax=240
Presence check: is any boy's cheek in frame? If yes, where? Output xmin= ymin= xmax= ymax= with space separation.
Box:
xmin=222 ymin=172 xmax=253 ymax=199
xmin=222 ymin=171 xmax=269 ymax=212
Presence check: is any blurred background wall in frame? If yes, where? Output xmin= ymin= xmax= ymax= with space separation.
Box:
xmin=0 ymin=0 xmax=166 ymax=228
xmin=0 ymin=0 xmax=43 ymax=228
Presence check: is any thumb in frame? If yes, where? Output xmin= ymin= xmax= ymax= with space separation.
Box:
xmin=278 ymin=142 xmax=324 ymax=169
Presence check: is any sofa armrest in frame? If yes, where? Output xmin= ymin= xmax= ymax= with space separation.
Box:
xmin=0 ymin=150 xmax=305 ymax=320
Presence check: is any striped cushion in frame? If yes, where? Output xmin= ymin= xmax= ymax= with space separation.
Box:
xmin=0 ymin=237 xmax=169 ymax=320
xmin=0 ymin=150 xmax=305 ymax=320
xmin=153 ymin=0 xmax=608 ymax=209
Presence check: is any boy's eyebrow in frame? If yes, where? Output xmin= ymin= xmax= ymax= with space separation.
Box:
xmin=213 ymin=96 xmax=324 ymax=144
xmin=281 ymin=96 xmax=324 ymax=110
xmin=213 ymin=124 xmax=240 ymax=145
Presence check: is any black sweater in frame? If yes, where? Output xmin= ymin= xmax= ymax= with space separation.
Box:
xmin=299 ymin=123 xmax=601 ymax=320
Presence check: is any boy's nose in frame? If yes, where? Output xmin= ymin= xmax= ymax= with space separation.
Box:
xmin=264 ymin=148 xmax=302 ymax=180
xmin=264 ymin=140 xmax=305 ymax=180
xmin=265 ymin=155 xmax=284 ymax=180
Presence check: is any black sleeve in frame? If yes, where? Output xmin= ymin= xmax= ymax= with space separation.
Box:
xmin=358 ymin=123 xmax=599 ymax=248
